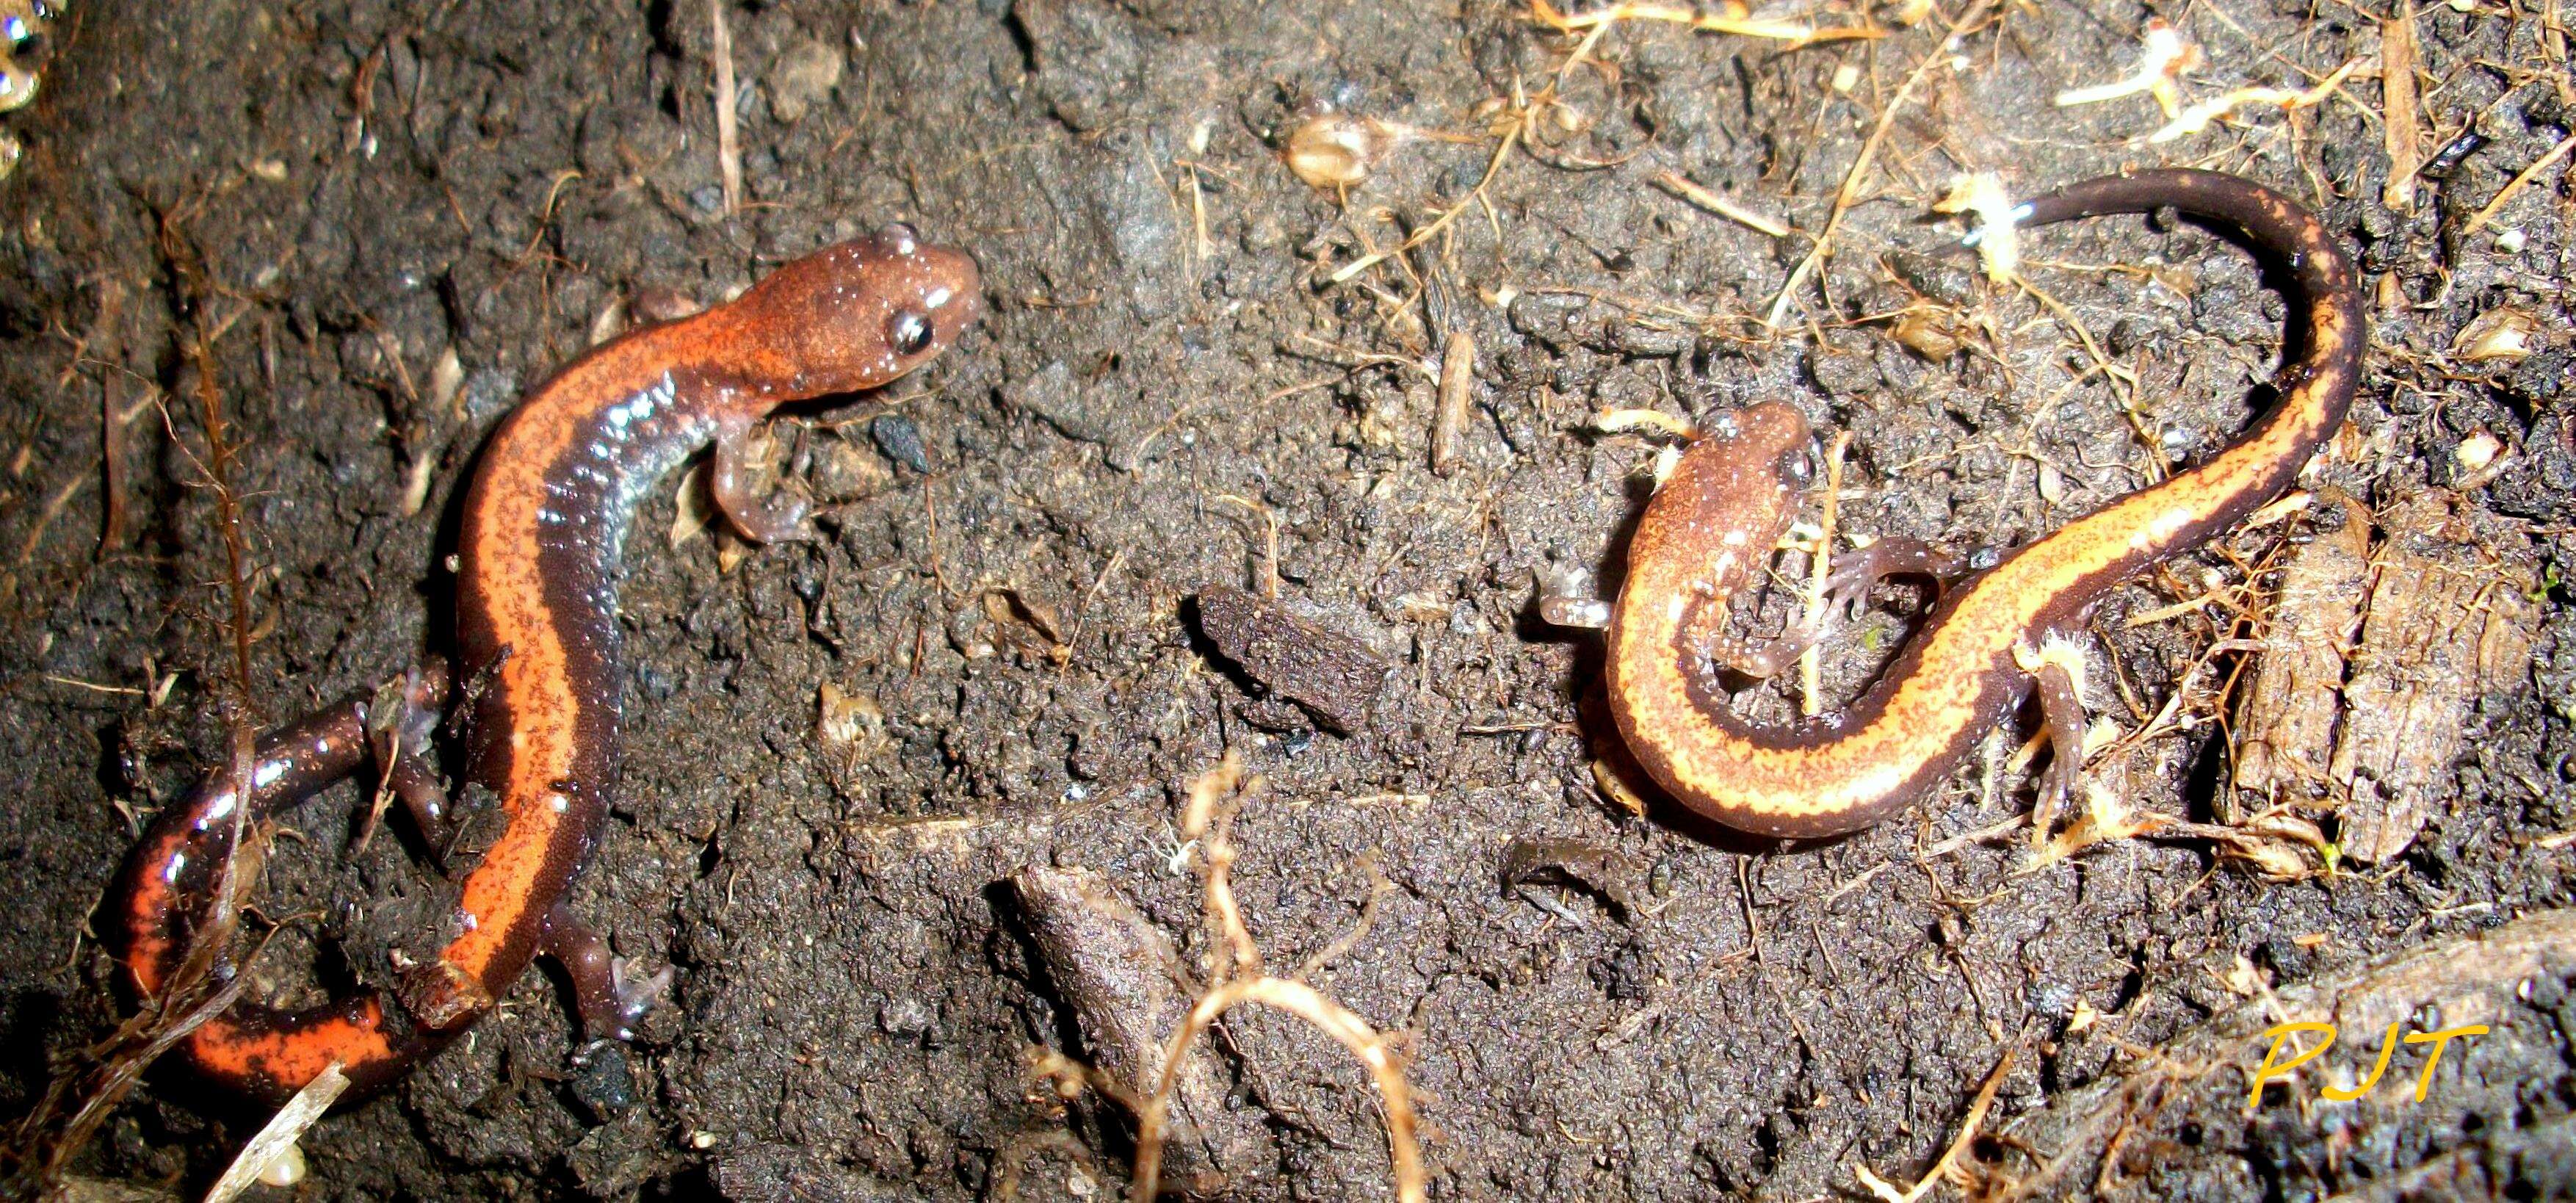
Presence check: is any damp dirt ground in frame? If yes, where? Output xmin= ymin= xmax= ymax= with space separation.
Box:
xmin=3 ymin=1 xmax=2575 ymax=1199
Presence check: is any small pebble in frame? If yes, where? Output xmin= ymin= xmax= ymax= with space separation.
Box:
xmin=871 ymin=413 xmax=930 ymax=472
xmin=767 ymin=38 xmax=843 ymax=123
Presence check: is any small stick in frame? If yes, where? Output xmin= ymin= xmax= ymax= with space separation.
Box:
xmin=1432 ymin=332 xmax=1475 ymax=477
xmin=1131 ymin=978 xmax=1423 ymax=1203
xmin=2381 ymin=1 xmax=2421 ymax=212
xmin=1652 ymin=170 xmax=1792 ymax=237
xmin=710 ymin=0 xmax=742 ymax=217
xmin=92 ymin=280 xmax=131 ymax=553
xmin=1799 ymin=432 xmax=1850 ymax=717
xmin=1210 ymin=494 xmax=1280 ymax=599
xmin=2465 ymin=129 xmax=2576 ymax=234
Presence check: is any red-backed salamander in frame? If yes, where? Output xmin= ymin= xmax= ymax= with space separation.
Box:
xmin=1600 ymin=169 xmax=2363 ymax=839
xmin=109 ymin=224 xmax=983 ymax=1105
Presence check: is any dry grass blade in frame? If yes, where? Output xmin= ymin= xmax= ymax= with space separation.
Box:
xmin=1530 ymin=0 xmax=1824 ymax=43
xmin=2465 ymin=129 xmax=2576 ymax=235
xmin=1765 ymin=0 xmax=1997 ymax=329
xmin=203 ymin=1064 xmax=348 ymax=1203
xmin=710 ymin=0 xmax=742 ymax=217
xmin=1652 ymin=170 xmax=1791 ymax=237
xmin=1855 ymin=1033 xmax=2022 ymax=1202
xmin=1798 ymin=432 xmax=1850 ymax=716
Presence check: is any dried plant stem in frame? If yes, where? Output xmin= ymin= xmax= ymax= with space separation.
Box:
xmin=1132 ymin=978 xmax=1424 ymax=1203
xmin=1765 ymin=1 xmax=1996 ymax=328
xmin=1799 ymin=432 xmax=1850 ymax=716
xmin=711 ymin=0 xmax=742 ymax=217
xmin=1125 ymin=756 xmax=1427 ymax=1203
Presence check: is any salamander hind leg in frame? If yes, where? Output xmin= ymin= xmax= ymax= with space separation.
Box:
xmin=2017 ymin=633 xmax=2096 ymax=840
xmin=712 ymin=412 xmax=815 ymax=543
xmin=365 ymin=660 xmax=457 ymax=850
xmin=540 ymin=903 xmax=671 ymax=1116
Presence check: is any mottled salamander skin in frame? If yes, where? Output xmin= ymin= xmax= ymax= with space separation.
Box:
xmin=111 ymin=227 xmax=982 ymax=1104
xmin=1607 ymin=169 xmax=2365 ymax=839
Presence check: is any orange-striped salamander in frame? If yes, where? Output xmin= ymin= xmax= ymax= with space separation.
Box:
xmin=109 ymin=224 xmax=982 ymax=1105
xmin=1599 ymin=169 xmax=2362 ymax=839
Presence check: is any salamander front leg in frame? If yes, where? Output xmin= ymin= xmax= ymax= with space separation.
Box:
xmin=1817 ymin=537 xmax=1966 ymax=610
xmin=712 ymin=413 xmax=814 ymax=543
xmin=1698 ymin=537 xmax=1969 ymax=679
xmin=540 ymin=903 xmax=671 ymax=1116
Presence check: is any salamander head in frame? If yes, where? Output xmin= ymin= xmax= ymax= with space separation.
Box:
xmin=1715 ymin=401 xmax=1813 ymax=464
xmin=730 ymin=223 xmax=983 ymax=398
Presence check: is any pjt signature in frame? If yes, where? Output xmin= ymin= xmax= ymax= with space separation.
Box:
xmin=2248 ymin=1021 xmax=2487 ymax=1107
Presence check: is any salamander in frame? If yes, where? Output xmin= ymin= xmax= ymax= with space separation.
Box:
xmin=1604 ymin=169 xmax=2364 ymax=839
xmin=109 ymin=224 xmax=982 ymax=1105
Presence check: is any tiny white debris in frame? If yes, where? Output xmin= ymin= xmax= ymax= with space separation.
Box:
xmin=2148 ymin=59 xmax=2363 ymax=145
xmin=1538 ymin=595 xmax=1612 ymax=630
xmin=1936 ymin=173 xmax=2020 ymax=283
xmin=258 ymin=1143 xmax=306 ymax=1187
xmin=2055 ymin=18 xmax=2197 ymax=109
xmin=1649 ymin=443 xmax=1684 ymax=487
xmin=2453 ymin=307 xmax=2537 ymax=362
xmin=2455 ymin=430 xmax=2503 ymax=473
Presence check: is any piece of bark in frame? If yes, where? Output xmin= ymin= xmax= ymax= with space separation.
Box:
xmin=2329 ymin=491 xmax=2538 ymax=863
xmin=2230 ymin=492 xmax=2373 ymax=818
xmin=1190 ymin=585 xmax=1394 ymax=734
xmin=1993 ymin=909 xmax=2576 ymax=1199
xmin=1012 ymin=867 xmax=1272 ymax=1192
xmin=1499 ymin=836 xmax=1645 ymax=923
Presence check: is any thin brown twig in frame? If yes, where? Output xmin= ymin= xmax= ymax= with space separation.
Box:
xmin=2465 ymin=128 xmax=2576 ymax=234
xmin=7 ymin=213 xmax=283 ymax=1192
xmin=2381 ymin=0 xmax=2421 ymax=212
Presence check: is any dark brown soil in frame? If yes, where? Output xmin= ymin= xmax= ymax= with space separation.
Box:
xmin=2 ymin=1 xmax=2572 ymax=1199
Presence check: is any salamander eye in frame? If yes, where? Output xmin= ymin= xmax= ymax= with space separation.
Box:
xmin=888 ymin=310 xmax=934 ymax=357
xmin=877 ymin=222 xmax=920 ymax=255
